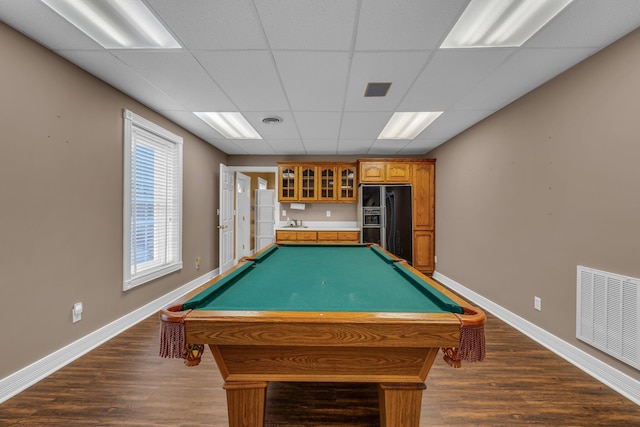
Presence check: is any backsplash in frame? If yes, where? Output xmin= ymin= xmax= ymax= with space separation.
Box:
xmin=279 ymin=203 xmax=357 ymax=223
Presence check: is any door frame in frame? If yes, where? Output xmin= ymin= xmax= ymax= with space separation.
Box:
xmin=218 ymin=166 xmax=278 ymax=269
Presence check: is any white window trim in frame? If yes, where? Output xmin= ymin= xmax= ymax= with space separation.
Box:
xmin=123 ymin=109 xmax=183 ymax=290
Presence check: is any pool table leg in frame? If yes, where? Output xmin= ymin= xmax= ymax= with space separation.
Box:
xmin=378 ymin=382 xmax=427 ymax=427
xmin=223 ymin=381 xmax=269 ymax=427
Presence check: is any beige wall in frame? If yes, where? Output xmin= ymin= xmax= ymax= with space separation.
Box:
xmin=0 ymin=23 xmax=226 ymax=379
xmin=430 ymin=28 xmax=640 ymax=379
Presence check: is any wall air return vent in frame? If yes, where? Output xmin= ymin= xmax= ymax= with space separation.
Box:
xmin=577 ymin=266 xmax=640 ymax=370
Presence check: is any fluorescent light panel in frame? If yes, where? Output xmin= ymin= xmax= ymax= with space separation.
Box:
xmin=442 ymin=0 xmax=573 ymax=48
xmin=378 ymin=112 xmax=442 ymax=140
xmin=41 ymin=0 xmax=180 ymax=49
xmin=196 ymin=112 xmax=262 ymax=140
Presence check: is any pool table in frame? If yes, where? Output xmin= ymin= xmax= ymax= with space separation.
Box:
xmin=160 ymin=243 xmax=485 ymax=427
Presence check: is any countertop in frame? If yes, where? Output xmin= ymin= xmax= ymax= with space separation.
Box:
xmin=275 ymin=221 xmax=359 ymax=231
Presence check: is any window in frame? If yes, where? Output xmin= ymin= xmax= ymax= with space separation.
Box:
xmin=123 ymin=110 xmax=183 ymax=290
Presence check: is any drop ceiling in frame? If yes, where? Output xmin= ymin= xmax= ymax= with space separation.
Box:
xmin=1 ymin=0 xmax=639 ymax=155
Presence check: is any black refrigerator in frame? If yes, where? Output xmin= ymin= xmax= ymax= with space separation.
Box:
xmin=358 ymin=185 xmax=413 ymax=263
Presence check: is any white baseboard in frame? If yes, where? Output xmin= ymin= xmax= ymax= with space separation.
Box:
xmin=433 ymin=271 xmax=640 ymax=406
xmin=0 ymin=268 xmax=218 ymax=404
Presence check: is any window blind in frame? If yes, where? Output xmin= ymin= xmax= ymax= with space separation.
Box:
xmin=124 ymin=110 xmax=182 ymax=290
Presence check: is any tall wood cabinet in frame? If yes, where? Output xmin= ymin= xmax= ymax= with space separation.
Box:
xmin=411 ymin=161 xmax=435 ymax=274
xmin=359 ymin=158 xmax=436 ymax=275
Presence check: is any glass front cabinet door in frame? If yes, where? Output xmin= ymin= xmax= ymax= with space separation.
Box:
xmin=279 ymin=165 xmax=297 ymax=201
xmin=338 ymin=165 xmax=356 ymax=202
xmin=319 ymin=166 xmax=337 ymax=201
xmin=298 ymin=165 xmax=317 ymax=201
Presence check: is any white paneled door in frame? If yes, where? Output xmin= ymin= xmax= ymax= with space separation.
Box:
xmin=255 ymin=189 xmax=275 ymax=252
xmin=235 ymin=172 xmax=251 ymax=259
xmin=218 ymin=164 xmax=235 ymax=274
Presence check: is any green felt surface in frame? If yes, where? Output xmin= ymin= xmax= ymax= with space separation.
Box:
xmin=184 ymin=244 xmax=463 ymax=314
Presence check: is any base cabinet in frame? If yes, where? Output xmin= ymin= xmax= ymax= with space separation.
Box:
xmin=413 ymin=230 xmax=434 ymax=273
xmin=276 ymin=230 xmax=359 ymax=244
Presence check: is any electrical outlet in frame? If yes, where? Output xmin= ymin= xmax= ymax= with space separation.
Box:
xmin=326 ymin=210 xmax=331 ymax=217
xmin=534 ymin=296 xmax=542 ymax=311
xmin=196 ymin=257 xmax=201 ymax=270
xmin=282 ymin=210 xmax=286 ymax=217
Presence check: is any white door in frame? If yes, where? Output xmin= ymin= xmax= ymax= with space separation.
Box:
xmin=258 ymin=177 xmax=267 ymax=190
xmin=255 ymin=189 xmax=275 ymax=252
xmin=235 ymin=172 xmax=251 ymax=259
xmin=219 ymin=164 xmax=235 ymax=274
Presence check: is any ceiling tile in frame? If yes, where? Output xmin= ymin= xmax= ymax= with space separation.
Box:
xmin=255 ymin=0 xmax=358 ymax=51
xmin=274 ymin=51 xmax=350 ymax=111
xmin=195 ymin=50 xmax=289 ymax=111
xmin=298 ymin=139 xmax=339 ymax=155
xmin=399 ymin=139 xmax=443 ymax=155
xmin=230 ymin=139 xmax=276 ymax=155
xmin=336 ymin=139 xmax=375 ymax=155
xmin=339 ymin=112 xmax=390 ymax=140
xmin=294 ymin=112 xmax=342 ymax=140
xmin=355 ymin=0 xmax=467 ymax=51
xmin=147 ymin=0 xmax=268 ymax=50
xmin=344 ymin=51 xmax=430 ymax=111
xmin=399 ymin=49 xmax=513 ymax=111
xmin=265 ymin=139 xmax=308 ymax=154
xmin=112 ymin=51 xmax=235 ymax=111
xmin=366 ymin=139 xmax=407 ymax=155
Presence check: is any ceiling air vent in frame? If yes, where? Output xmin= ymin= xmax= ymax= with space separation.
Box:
xmin=262 ymin=116 xmax=282 ymax=125
xmin=365 ymin=82 xmax=391 ymax=97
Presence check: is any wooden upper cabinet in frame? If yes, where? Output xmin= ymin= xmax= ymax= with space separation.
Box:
xmin=318 ymin=165 xmax=337 ymax=201
xmin=337 ymin=164 xmax=356 ymax=202
xmin=359 ymin=160 xmax=411 ymax=183
xmin=385 ymin=162 xmax=411 ymax=183
xmin=278 ymin=164 xmax=297 ymax=201
xmin=359 ymin=161 xmax=386 ymax=183
xmin=278 ymin=162 xmax=357 ymax=202
xmin=298 ymin=165 xmax=318 ymax=201
xmin=412 ymin=161 xmax=435 ymax=229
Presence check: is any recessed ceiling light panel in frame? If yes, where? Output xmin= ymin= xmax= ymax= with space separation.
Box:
xmin=377 ymin=112 xmax=442 ymax=140
xmin=41 ymin=0 xmax=181 ymax=49
xmin=195 ymin=112 xmax=262 ymax=140
xmin=442 ymin=0 xmax=574 ymax=48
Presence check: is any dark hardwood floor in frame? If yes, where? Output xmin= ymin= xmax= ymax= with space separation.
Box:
xmin=2 ymin=312 xmax=639 ymax=426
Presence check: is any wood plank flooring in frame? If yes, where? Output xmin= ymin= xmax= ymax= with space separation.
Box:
xmin=2 ymin=312 xmax=640 ymax=426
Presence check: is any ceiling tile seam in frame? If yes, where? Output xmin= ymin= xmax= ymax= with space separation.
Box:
xmin=249 ymin=0 xmax=305 ymax=152
xmin=335 ymin=0 xmax=363 ymax=156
